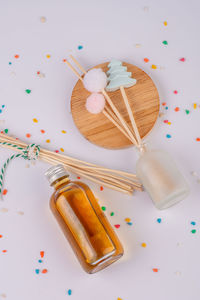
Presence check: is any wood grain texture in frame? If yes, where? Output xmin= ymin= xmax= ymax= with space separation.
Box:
xmin=71 ymin=62 xmax=160 ymax=149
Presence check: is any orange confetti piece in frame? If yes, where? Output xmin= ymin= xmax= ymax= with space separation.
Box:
xmin=144 ymin=58 xmax=149 ymax=63
xmin=42 ymin=269 xmax=48 ymax=274
xmin=196 ymin=138 xmax=200 ymax=141
xmin=60 ymin=148 xmax=64 ymax=152
xmin=100 ymin=186 xmax=104 ymax=191
xmin=193 ymin=103 xmax=197 ymax=109
xmin=14 ymin=54 xmax=19 ymax=59
xmin=151 ymin=64 xmax=157 ymax=69
xmin=152 ymin=268 xmax=159 ymax=272
xmin=2 ymin=189 xmax=7 ymax=195
xmin=163 ymin=21 xmax=168 ymax=26
xmin=162 ymin=102 xmax=166 ymax=106
xmin=2 ymin=250 xmax=7 ymax=253
xmin=46 ymin=139 xmax=50 ymax=143
xmin=141 ymin=242 xmax=147 ymax=248
xmin=40 ymin=251 xmax=44 ymax=258
xmin=40 ymin=129 xmax=45 ymax=134
xmin=125 ymin=218 xmax=131 ymax=222
xmin=0 ymin=235 xmax=3 ymax=238
xmin=33 ymin=118 xmax=38 ymax=123
xmin=26 ymin=133 xmax=31 ymax=138
xmin=46 ymin=54 xmax=51 ymax=59
xmin=174 ymin=107 xmax=180 ymax=112
xmin=61 ymin=130 xmax=66 ymax=134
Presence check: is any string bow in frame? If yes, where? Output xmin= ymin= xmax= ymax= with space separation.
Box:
xmin=0 ymin=142 xmax=40 ymax=198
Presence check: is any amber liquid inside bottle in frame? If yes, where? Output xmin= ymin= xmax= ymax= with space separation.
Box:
xmin=50 ymin=176 xmax=124 ymax=274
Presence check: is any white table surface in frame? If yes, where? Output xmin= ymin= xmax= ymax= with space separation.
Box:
xmin=0 ymin=0 xmax=200 ymax=299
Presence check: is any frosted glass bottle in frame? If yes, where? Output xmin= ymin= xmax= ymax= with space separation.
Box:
xmin=45 ymin=164 xmax=123 ymax=274
xmin=136 ymin=149 xmax=190 ymax=209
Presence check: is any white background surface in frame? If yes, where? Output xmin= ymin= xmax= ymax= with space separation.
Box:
xmin=0 ymin=0 xmax=200 ymax=299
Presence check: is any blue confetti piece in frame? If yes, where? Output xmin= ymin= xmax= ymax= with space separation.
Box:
xmin=165 ymin=106 xmax=168 ymax=110
xmin=0 ymin=110 xmax=2 ymax=113
xmin=127 ymin=222 xmax=133 ymax=225
xmin=191 ymin=221 xmax=196 ymax=226
xmin=157 ymin=218 xmax=162 ymax=223
xmin=67 ymin=289 xmax=72 ymax=296
xmin=9 ymin=62 xmax=12 ymax=65
xmin=77 ymin=45 xmax=83 ymax=50
xmin=2 ymin=105 xmax=5 ymax=108
xmin=166 ymin=134 xmax=171 ymax=138
xmin=35 ymin=269 xmax=40 ymax=274
xmin=38 ymin=259 xmax=43 ymax=263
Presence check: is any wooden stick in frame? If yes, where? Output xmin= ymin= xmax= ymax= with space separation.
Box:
xmin=64 ymin=59 xmax=134 ymax=143
xmin=120 ymin=86 xmax=142 ymax=145
xmin=68 ymin=55 xmax=138 ymax=146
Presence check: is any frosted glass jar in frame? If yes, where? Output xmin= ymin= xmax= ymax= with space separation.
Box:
xmin=136 ymin=149 xmax=190 ymax=209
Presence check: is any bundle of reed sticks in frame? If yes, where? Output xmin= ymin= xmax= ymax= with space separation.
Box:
xmin=0 ymin=133 xmax=142 ymax=194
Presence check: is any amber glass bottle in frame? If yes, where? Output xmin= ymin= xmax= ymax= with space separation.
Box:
xmin=45 ymin=165 xmax=124 ymax=274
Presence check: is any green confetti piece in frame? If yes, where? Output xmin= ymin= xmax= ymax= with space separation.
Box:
xmin=101 ymin=206 xmax=106 ymax=211
xmin=185 ymin=109 xmax=190 ymax=114
xmin=191 ymin=229 xmax=196 ymax=234
xmin=110 ymin=212 xmax=114 ymax=216
xmin=162 ymin=40 xmax=168 ymax=45
xmin=25 ymin=89 xmax=31 ymax=94
xmin=4 ymin=129 xmax=8 ymax=134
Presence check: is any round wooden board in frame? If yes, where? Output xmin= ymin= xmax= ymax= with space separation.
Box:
xmin=71 ymin=62 xmax=160 ymax=149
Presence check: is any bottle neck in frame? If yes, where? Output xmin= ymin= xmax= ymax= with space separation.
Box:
xmin=52 ymin=176 xmax=70 ymax=191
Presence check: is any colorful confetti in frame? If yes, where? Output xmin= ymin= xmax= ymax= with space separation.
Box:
xmin=101 ymin=206 xmax=106 ymax=211
xmin=35 ymin=269 xmax=40 ymax=274
xmin=46 ymin=139 xmax=50 ymax=143
xmin=110 ymin=212 xmax=114 ymax=216
xmin=191 ymin=229 xmax=196 ymax=234
xmin=157 ymin=218 xmax=162 ymax=223
xmin=40 ymin=129 xmax=45 ymax=133
xmin=141 ymin=242 xmax=147 ymax=248
xmin=174 ymin=107 xmax=180 ymax=112
xmin=162 ymin=40 xmax=168 ymax=45
xmin=67 ymin=289 xmax=72 ymax=296
xmin=151 ymin=64 xmax=157 ymax=69
xmin=40 ymin=251 xmax=44 ymax=258
xmin=144 ymin=58 xmax=149 ymax=63
xmin=61 ymin=130 xmax=66 ymax=134
xmin=166 ymin=134 xmax=171 ymax=138
xmin=33 ymin=118 xmax=38 ymax=123
xmin=152 ymin=268 xmax=159 ymax=272
xmin=77 ymin=45 xmax=83 ymax=50
xmin=26 ymin=133 xmax=31 ymax=138
xmin=2 ymin=189 xmax=7 ymax=196
xmin=14 ymin=54 xmax=19 ymax=59
xmin=41 ymin=269 xmax=48 ymax=274
xmin=114 ymin=224 xmax=120 ymax=229
xmin=179 ymin=57 xmax=186 ymax=62
xmin=193 ymin=103 xmax=197 ymax=109
xmin=163 ymin=21 xmax=168 ymax=26
xmin=191 ymin=221 xmax=196 ymax=226
xmin=173 ymin=90 xmax=178 ymax=94
xmin=185 ymin=109 xmax=190 ymax=114
xmin=100 ymin=186 xmax=104 ymax=191
xmin=25 ymin=89 xmax=31 ymax=94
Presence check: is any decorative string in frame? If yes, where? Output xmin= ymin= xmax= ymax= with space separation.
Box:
xmin=0 ymin=142 xmax=40 ymax=198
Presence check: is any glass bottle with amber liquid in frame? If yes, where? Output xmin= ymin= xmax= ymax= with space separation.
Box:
xmin=45 ymin=164 xmax=123 ymax=274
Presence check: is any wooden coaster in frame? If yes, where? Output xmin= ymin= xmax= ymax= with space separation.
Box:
xmin=71 ymin=62 xmax=160 ymax=149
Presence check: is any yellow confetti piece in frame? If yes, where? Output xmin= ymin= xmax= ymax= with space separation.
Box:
xmin=46 ymin=54 xmax=51 ymax=59
xmin=60 ymin=148 xmax=64 ymax=152
xmin=33 ymin=118 xmax=38 ymax=123
xmin=163 ymin=21 xmax=168 ymax=26
xmin=125 ymin=218 xmax=131 ymax=222
xmin=61 ymin=130 xmax=66 ymax=134
xmin=193 ymin=103 xmax=197 ymax=109
xmin=141 ymin=242 xmax=147 ymax=248
xmin=167 ymin=122 xmax=171 ymax=125
xmin=46 ymin=139 xmax=50 ymax=143
xmin=151 ymin=64 xmax=157 ymax=69
xmin=117 ymin=298 xmax=122 ymax=300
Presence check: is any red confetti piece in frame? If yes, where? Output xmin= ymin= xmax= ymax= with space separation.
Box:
xmin=196 ymin=138 xmax=200 ymax=142
xmin=174 ymin=107 xmax=180 ymax=112
xmin=55 ymin=150 xmax=59 ymax=153
xmin=2 ymin=189 xmax=7 ymax=195
xmin=37 ymin=71 xmax=40 ymax=75
xmin=2 ymin=250 xmax=7 ymax=253
xmin=164 ymin=120 xmax=168 ymax=123
xmin=114 ymin=224 xmax=120 ymax=229
xmin=26 ymin=133 xmax=31 ymax=138
xmin=63 ymin=59 xmax=67 ymax=62
xmin=41 ymin=269 xmax=48 ymax=274
xmin=0 ymin=235 xmax=3 ymax=238
xmin=173 ymin=90 xmax=178 ymax=94
xmin=100 ymin=186 xmax=104 ymax=191
xmin=14 ymin=54 xmax=19 ymax=59
xmin=179 ymin=57 xmax=186 ymax=62
xmin=152 ymin=268 xmax=159 ymax=272
xmin=40 ymin=129 xmax=45 ymax=134
xmin=144 ymin=58 xmax=149 ymax=63
xmin=77 ymin=176 xmax=81 ymax=179
xmin=40 ymin=251 xmax=44 ymax=258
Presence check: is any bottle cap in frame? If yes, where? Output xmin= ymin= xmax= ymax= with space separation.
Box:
xmin=45 ymin=164 xmax=69 ymax=185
